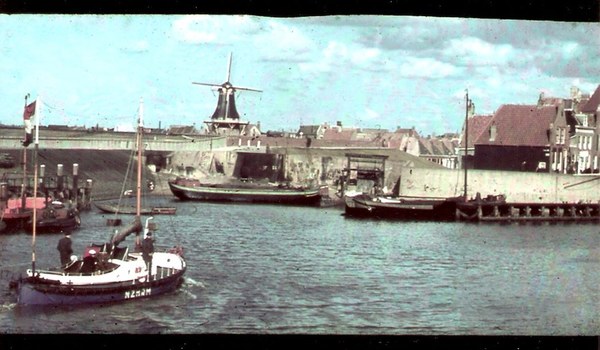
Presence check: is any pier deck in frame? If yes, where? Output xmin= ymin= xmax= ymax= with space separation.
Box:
xmin=456 ymin=201 xmax=600 ymax=222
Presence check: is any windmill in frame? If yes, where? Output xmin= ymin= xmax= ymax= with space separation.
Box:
xmin=193 ymin=53 xmax=262 ymax=135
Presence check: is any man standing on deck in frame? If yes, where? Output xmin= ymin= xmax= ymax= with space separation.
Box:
xmin=57 ymin=231 xmax=73 ymax=267
xmin=141 ymin=230 xmax=154 ymax=278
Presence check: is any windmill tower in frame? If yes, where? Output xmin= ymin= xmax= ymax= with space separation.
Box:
xmin=194 ymin=53 xmax=262 ymax=135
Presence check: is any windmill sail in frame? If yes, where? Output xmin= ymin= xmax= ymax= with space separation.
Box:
xmin=193 ymin=53 xmax=262 ymax=135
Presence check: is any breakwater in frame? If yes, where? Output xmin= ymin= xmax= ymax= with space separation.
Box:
xmin=3 ymin=146 xmax=600 ymax=206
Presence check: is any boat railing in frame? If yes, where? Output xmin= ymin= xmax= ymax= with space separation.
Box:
xmin=156 ymin=266 xmax=179 ymax=280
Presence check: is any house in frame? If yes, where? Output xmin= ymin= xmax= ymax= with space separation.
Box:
xmin=418 ymin=136 xmax=459 ymax=169
xmin=572 ymin=84 xmax=600 ymax=172
xmin=321 ymin=127 xmax=358 ymax=141
xmin=538 ymin=85 xmax=597 ymax=173
xmin=458 ymin=114 xmax=493 ymax=169
xmin=473 ymin=104 xmax=559 ymax=172
xmin=241 ymin=123 xmax=262 ymax=138
xmin=167 ymin=125 xmax=199 ymax=136
xmin=297 ymin=124 xmax=326 ymax=139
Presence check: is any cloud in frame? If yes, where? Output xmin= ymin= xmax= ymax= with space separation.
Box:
xmin=256 ymin=21 xmax=314 ymax=62
xmin=443 ymin=37 xmax=515 ymax=67
xmin=172 ymin=15 xmax=261 ymax=45
xmin=299 ymin=41 xmax=390 ymax=73
xmin=398 ymin=57 xmax=458 ymax=79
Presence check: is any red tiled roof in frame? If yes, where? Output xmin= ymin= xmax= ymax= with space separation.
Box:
xmin=475 ymin=105 xmax=557 ymax=147
xmin=581 ymin=85 xmax=600 ymax=114
xmin=461 ymin=115 xmax=493 ymax=148
xmin=322 ymin=128 xmax=357 ymax=141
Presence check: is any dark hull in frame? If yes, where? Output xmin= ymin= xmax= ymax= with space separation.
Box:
xmin=344 ymin=195 xmax=461 ymax=221
xmin=169 ymin=181 xmax=323 ymax=206
xmin=28 ymin=215 xmax=81 ymax=233
xmin=94 ymin=203 xmax=177 ymax=215
xmin=17 ymin=268 xmax=185 ymax=306
xmin=94 ymin=203 xmax=153 ymax=215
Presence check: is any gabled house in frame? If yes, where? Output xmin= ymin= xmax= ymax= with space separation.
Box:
xmin=458 ymin=114 xmax=493 ymax=169
xmin=537 ymin=86 xmax=598 ymax=173
xmin=418 ymin=136 xmax=459 ymax=169
xmin=537 ymin=95 xmax=570 ymax=173
xmin=473 ymin=104 xmax=559 ymax=172
xmin=297 ymin=124 xmax=325 ymax=139
xmin=571 ymin=84 xmax=600 ymax=173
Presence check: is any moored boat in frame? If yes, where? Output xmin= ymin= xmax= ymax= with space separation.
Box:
xmin=94 ymin=202 xmax=177 ymax=216
xmin=27 ymin=200 xmax=80 ymax=233
xmin=168 ymin=177 xmax=325 ymax=206
xmin=344 ymin=193 xmax=464 ymax=221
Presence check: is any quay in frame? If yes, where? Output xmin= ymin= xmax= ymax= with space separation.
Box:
xmin=456 ymin=200 xmax=600 ymax=222
xmin=1 ymin=163 xmax=93 ymax=211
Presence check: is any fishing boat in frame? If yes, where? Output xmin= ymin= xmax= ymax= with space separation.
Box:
xmin=1 ymin=97 xmax=81 ymax=234
xmin=15 ymin=97 xmax=186 ymax=306
xmin=169 ymin=176 xmax=326 ymax=205
xmin=26 ymin=200 xmax=81 ymax=233
xmin=344 ymin=193 xmax=464 ymax=221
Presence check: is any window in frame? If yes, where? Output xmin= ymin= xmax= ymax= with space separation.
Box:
xmin=489 ymin=125 xmax=497 ymax=142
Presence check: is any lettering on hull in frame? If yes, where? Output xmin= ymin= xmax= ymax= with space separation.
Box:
xmin=124 ymin=287 xmax=152 ymax=300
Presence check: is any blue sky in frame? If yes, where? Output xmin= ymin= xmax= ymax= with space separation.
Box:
xmin=1 ymin=15 xmax=598 ymax=135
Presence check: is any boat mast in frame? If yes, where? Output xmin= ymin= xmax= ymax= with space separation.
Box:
xmin=136 ymin=98 xmax=144 ymax=217
xmin=31 ymin=95 xmax=41 ymax=275
xmin=135 ymin=98 xmax=143 ymax=246
xmin=463 ymin=89 xmax=469 ymax=199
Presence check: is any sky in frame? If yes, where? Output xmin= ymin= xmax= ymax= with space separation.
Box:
xmin=0 ymin=14 xmax=598 ymax=136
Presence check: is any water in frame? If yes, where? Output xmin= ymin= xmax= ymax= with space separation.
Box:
xmin=1 ymin=198 xmax=599 ymax=335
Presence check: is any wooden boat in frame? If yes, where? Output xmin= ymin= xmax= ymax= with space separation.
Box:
xmin=1 ymin=196 xmax=44 ymax=232
xmin=26 ymin=200 xmax=80 ymax=233
xmin=94 ymin=202 xmax=177 ymax=216
xmin=168 ymin=177 xmax=325 ymax=206
xmin=344 ymin=193 xmax=464 ymax=221
xmin=15 ymin=98 xmax=186 ymax=306
xmin=1 ymin=106 xmax=81 ymax=234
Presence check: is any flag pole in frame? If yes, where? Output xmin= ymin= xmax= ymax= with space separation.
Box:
xmin=31 ymin=95 xmax=40 ymax=275
xmin=463 ymin=89 xmax=469 ymax=200
xmin=21 ymin=94 xmax=30 ymax=212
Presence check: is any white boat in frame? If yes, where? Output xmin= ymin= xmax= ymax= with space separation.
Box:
xmin=14 ymin=98 xmax=186 ymax=306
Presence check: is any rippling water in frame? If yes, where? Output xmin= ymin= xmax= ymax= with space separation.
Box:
xmin=1 ymin=198 xmax=599 ymax=335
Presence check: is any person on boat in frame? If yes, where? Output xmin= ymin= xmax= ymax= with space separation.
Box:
xmin=141 ymin=230 xmax=154 ymax=277
xmin=56 ymin=231 xmax=73 ymax=267
xmin=80 ymin=249 xmax=98 ymax=274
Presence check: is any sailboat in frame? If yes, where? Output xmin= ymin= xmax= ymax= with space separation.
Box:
xmin=15 ymin=98 xmax=186 ymax=306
